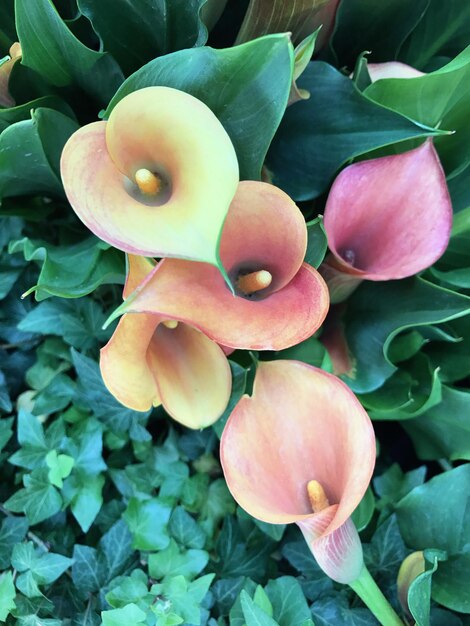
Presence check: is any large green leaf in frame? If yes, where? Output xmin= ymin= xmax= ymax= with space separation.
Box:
xmin=431 ymin=206 xmax=470 ymax=289
xmin=396 ymin=465 xmax=470 ymax=613
xmin=105 ymin=34 xmax=294 ymax=180
xmin=0 ymin=95 xmax=74 ymax=133
xmin=331 ymin=0 xmax=430 ymax=69
xmin=403 ymin=385 xmax=470 ymax=461
xmin=0 ymin=0 xmax=16 ymax=52
xmin=398 ymin=0 xmax=470 ymax=70
xmin=365 ymin=46 xmax=470 ymax=175
xmin=15 ymin=0 xmax=123 ymax=104
xmin=0 ymin=107 xmax=78 ymax=200
xmin=266 ymin=61 xmax=444 ymax=200
xmin=77 ymin=0 xmax=207 ymax=76
xmin=342 ymin=278 xmax=470 ymax=393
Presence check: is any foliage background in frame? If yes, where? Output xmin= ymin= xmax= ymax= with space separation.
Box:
xmin=0 ymin=0 xmax=469 ymax=624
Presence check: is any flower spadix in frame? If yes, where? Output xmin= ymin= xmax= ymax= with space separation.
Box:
xmin=60 ymin=86 xmax=239 ymax=266
xmin=321 ymin=141 xmax=452 ymax=302
xmin=100 ymin=255 xmax=231 ymax=429
xmin=220 ymin=360 xmax=376 ymax=583
xmin=108 ymin=181 xmax=329 ymax=351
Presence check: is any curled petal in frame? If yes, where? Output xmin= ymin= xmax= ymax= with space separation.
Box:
xmin=147 ymin=323 xmax=232 ymax=429
xmin=323 ymin=142 xmax=452 ymax=280
xmin=220 ymin=181 xmax=307 ymax=291
xmin=220 ymin=360 xmax=376 ymax=525
xmin=0 ymin=43 xmax=21 ymax=108
xmin=368 ymin=62 xmax=424 ymax=82
xmin=298 ymin=516 xmax=364 ymax=584
xmin=121 ymin=260 xmax=329 ymax=351
xmin=100 ymin=313 xmax=161 ymax=412
xmin=61 ymin=87 xmax=239 ymax=265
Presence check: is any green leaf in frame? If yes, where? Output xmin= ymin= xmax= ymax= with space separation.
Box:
xmin=77 ymin=0 xmax=207 ymax=75
xmin=45 ymin=450 xmax=74 ymax=488
xmin=398 ymin=0 xmax=470 ymax=70
xmin=168 ymin=506 xmax=206 ymax=549
xmin=267 ymin=61 xmax=444 ymax=200
xmin=402 ymin=385 xmax=470 ymax=461
xmin=331 ymin=0 xmax=430 ymax=69
xmin=0 ymin=95 xmax=74 ymax=133
xmin=351 ymin=487 xmax=375 ymax=532
xmin=101 ymin=603 xmax=147 ymax=626
xmin=213 ymin=361 xmax=247 ymax=438
xmin=0 ymin=109 xmax=70 ymax=201
xmin=0 ymin=516 xmax=28 ymax=569
xmin=396 ymin=465 xmax=470 ymax=612
xmin=10 ymin=237 xmax=124 ymax=300
xmin=305 ymin=217 xmax=328 ymax=269
xmin=265 ymin=577 xmax=312 ymax=626
xmin=240 ymin=590 xmax=279 ymax=626
xmin=124 ymin=497 xmax=172 ymax=551
xmin=72 ymin=545 xmax=107 ymax=595
xmin=363 ymin=515 xmax=407 ymax=596
xmin=149 ymin=539 xmax=209 ymax=580
xmin=4 ymin=468 xmax=62 ymax=524
xmin=105 ymin=569 xmax=151 ymax=608
xmin=374 ymin=464 xmax=427 ymax=506
xmin=64 ymin=473 xmax=105 ymax=532
xmin=407 ymin=549 xmax=445 ymax=626
xmin=342 ymin=278 xmax=470 ymax=393
xmin=0 ymin=571 xmax=16 ymax=621
xmin=105 ymin=34 xmax=294 ymax=180
xmin=365 ymin=46 xmax=470 ymax=175
xmin=151 ymin=574 xmax=215 ymax=625
xmin=15 ymin=0 xmax=123 ymax=103
xmin=11 ymin=541 xmax=73 ymax=598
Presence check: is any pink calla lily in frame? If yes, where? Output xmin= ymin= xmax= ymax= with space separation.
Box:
xmin=321 ymin=141 xmax=452 ymax=302
xmin=111 ymin=181 xmax=330 ymax=351
xmin=100 ymin=255 xmax=232 ymax=429
xmin=60 ymin=86 xmax=239 ymax=267
xmin=220 ymin=360 xmax=376 ymax=583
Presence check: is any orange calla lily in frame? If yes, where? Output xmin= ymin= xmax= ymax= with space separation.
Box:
xmin=0 ymin=43 xmax=22 ymax=108
xmin=109 ymin=181 xmax=330 ymax=351
xmin=220 ymin=360 xmax=376 ymax=583
xmin=321 ymin=141 xmax=452 ymax=302
xmin=60 ymin=86 xmax=239 ymax=268
xmin=100 ymin=255 xmax=232 ymax=429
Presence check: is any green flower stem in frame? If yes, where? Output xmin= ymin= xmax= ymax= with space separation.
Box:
xmin=349 ymin=565 xmax=405 ymax=626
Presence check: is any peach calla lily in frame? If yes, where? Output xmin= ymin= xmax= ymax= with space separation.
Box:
xmin=60 ymin=86 xmax=239 ymax=268
xmin=0 ymin=43 xmax=22 ymax=108
xmin=100 ymin=255 xmax=232 ymax=429
xmin=321 ymin=141 xmax=452 ymax=302
xmin=220 ymin=359 xmax=376 ymax=583
xmin=108 ymin=181 xmax=330 ymax=351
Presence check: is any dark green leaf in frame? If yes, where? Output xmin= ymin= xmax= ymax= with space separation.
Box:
xmin=305 ymin=217 xmax=328 ymax=268
xmin=265 ymin=577 xmax=312 ymax=626
xmin=4 ymin=468 xmax=62 ymax=524
xmin=267 ymin=61 xmax=443 ymax=200
xmin=213 ymin=361 xmax=247 ymax=438
xmin=77 ymin=0 xmax=207 ymax=75
xmin=396 ymin=465 xmax=470 ymax=612
xmin=240 ymin=590 xmax=279 ymax=626
xmin=168 ymin=506 xmax=207 ymax=549
xmin=106 ymin=34 xmax=294 ymax=180
xmin=16 ymin=0 xmax=123 ymax=103
xmin=351 ymin=487 xmax=375 ymax=532
xmin=0 ymin=516 xmax=28 ymax=569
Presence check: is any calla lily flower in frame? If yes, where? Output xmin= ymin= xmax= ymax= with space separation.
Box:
xmin=367 ymin=62 xmax=424 ymax=82
xmin=60 ymin=86 xmax=239 ymax=268
xmin=220 ymin=360 xmax=376 ymax=583
xmin=0 ymin=43 xmax=21 ymax=108
xmin=100 ymin=255 xmax=232 ymax=429
xmin=321 ymin=141 xmax=452 ymax=302
xmin=108 ymin=181 xmax=330 ymax=351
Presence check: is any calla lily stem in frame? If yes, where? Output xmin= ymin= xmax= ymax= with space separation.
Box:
xmin=349 ymin=565 xmax=405 ymax=626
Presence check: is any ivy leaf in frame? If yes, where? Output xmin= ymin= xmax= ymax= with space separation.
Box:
xmin=0 ymin=571 xmax=16 ymax=621
xmin=168 ymin=506 xmax=206 ymax=549
xmin=0 ymin=415 xmax=13 ymax=451
xmin=123 ymin=497 xmax=172 ymax=551
xmin=4 ymin=468 xmax=62 ymax=524
xmin=11 ymin=542 xmax=73 ymax=598
xmin=101 ymin=603 xmax=147 ymax=626
xmin=265 ymin=577 xmax=312 ymax=626
xmin=240 ymin=590 xmax=279 ymax=626
xmin=148 ymin=539 xmax=209 ymax=580
xmin=0 ymin=516 xmax=29 ymax=569
xmin=45 ymin=450 xmax=74 ymax=488
xmin=106 ymin=34 xmax=294 ymax=180
xmin=63 ymin=473 xmax=105 ymax=532
xmin=151 ymin=574 xmax=214 ymax=625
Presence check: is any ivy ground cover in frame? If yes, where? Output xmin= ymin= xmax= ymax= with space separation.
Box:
xmin=0 ymin=1 xmax=470 ymax=625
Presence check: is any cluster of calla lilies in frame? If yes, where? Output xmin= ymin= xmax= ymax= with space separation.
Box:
xmin=60 ymin=70 xmax=451 ymax=623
